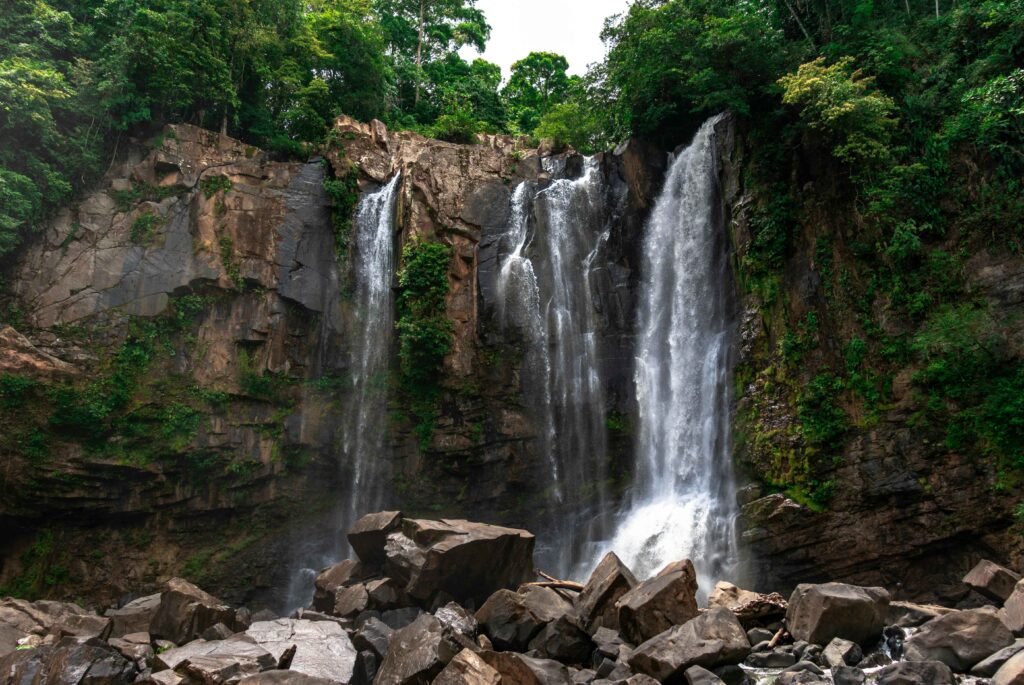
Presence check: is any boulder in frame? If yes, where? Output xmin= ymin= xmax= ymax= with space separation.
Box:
xmin=683 ymin=666 xmax=726 ymax=685
xmin=1002 ymin=579 xmax=1024 ymax=634
xmin=149 ymin=578 xmax=238 ymax=645
xmin=577 ymin=553 xmax=637 ymax=633
xmin=628 ymin=607 xmax=750 ymax=681
xmin=245 ymin=619 xmax=357 ymax=683
xmin=904 ymin=606 xmax=1014 ymax=671
xmin=964 ymin=560 xmax=1021 ymax=603
xmin=744 ymin=650 xmax=796 ymax=668
xmin=154 ymin=636 xmax=276 ymax=672
xmin=105 ymin=594 xmax=161 ymax=638
xmin=312 ymin=560 xmax=369 ymax=613
xmin=972 ymin=639 xmax=1024 ymax=677
xmin=0 ymin=598 xmax=111 ymax=657
xmin=379 ymin=516 xmax=535 ymax=605
xmin=0 ymin=636 xmax=137 ymax=685
xmin=831 ymin=666 xmax=865 ymax=685
xmin=708 ymin=582 xmax=787 ymax=627
xmin=108 ymin=635 xmax=155 ymax=665
xmin=435 ymin=603 xmax=478 ymax=639
xmin=353 ymin=617 xmax=394 ymax=659
xmin=348 ymin=511 xmax=403 ymax=567
xmin=479 ymin=651 xmax=573 ymax=685
xmin=333 ymin=584 xmax=370 ymax=618
xmin=785 ymin=583 xmax=889 ymax=646
xmin=994 ymin=650 xmax=1024 ymax=685
xmin=375 ymin=614 xmax=458 ymax=685
xmin=434 ymin=649 xmax=503 ymax=685
xmin=475 ymin=587 xmax=573 ymax=651
xmin=528 ymin=615 xmax=595 ymax=664
xmin=822 ymin=638 xmax=862 ymax=669
xmin=615 ymin=560 xmax=699 ymax=644
xmin=875 ymin=660 xmax=955 ymax=685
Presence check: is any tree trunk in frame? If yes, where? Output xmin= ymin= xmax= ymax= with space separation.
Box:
xmin=904 ymin=0 xmax=911 ymax=16
xmin=414 ymin=0 xmax=425 ymax=107
xmin=935 ymin=0 xmax=940 ymax=16
xmin=782 ymin=0 xmax=814 ymax=44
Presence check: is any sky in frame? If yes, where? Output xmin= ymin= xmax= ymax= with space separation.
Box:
xmin=458 ymin=0 xmax=633 ymax=80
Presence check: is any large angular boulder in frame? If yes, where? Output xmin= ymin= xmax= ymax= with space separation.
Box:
xmin=475 ymin=587 xmax=573 ymax=651
xmin=874 ymin=660 xmax=955 ymax=684
xmin=0 ymin=598 xmax=111 ymax=658
xmin=311 ymin=560 xmax=370 ymax=613
xmin=684 ymin=666 xmax=726 ymax=685
xmin=972 ymin=639 xmax=1024 ymax=677
xmin=375 ymin=614 xmax=458 ymax=685
xmin=1002 ymin=579 xmax=1024 ymax=634
xmin=478 ymin=651 xmax=573 ymax=685
xmin=964 ymin=560 xmax=1021 ymax=603
xmin=105 ymin=594 xmax=161 ymax=638
xmin=0 ymin=636 xmax=138 ymax=684
xmin=528 ymin=615 xmax=595 ymax=664
xmin=434 ymin=649 xmax=503 ymax=685
xmin=245 ymin=619 xmax=357 ymax=683
xmin=615 ymin=560 xmax=699 ymax=644
xmin=361 ymin=515 xmax=534 ymax=605
xmin=154 ymin=636 xmax=277 ymax=672
xmin=348 ymin=512 xmax=403 ymax=567
xmin=149 ymin=578 xmax=238 ymax=645
xmin=577 ymin=553 xmax=637 ymax=633
xmin=786 ymin=583 xmax=889 ymax=646
xmin=822 ymin=638 xmax=863 ymax=669
xmin=904 ymin=606 xmax=1014 ymax=672
xmin=994 ymin=650 xmax=1024 ymax=685
xmin=628 ymin=607 xmax=750 ymax=681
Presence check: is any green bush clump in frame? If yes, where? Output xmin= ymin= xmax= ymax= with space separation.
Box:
xmin=130 ymin=212 xmax=164 ymax=244
xmin=396 ymin=241 xmax=454 ymax=449
xmin=797 ymin=372 xmax=849 ymax=448
xmin=323 ymin=170 xmax=360 ymax=259
xmin=200 ymin=175 xmax=233 ymax=199
xmin=0 ymin=374 xmax=37 ymax=408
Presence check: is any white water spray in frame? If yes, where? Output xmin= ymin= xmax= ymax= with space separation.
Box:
xmin=597 ymin=116 xmax=738 ymax=599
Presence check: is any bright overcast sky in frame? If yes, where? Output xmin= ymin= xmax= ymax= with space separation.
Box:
xmin=459 ymin=0 xmax=634 ymax=80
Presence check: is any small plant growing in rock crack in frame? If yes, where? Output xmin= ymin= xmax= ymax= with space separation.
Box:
xmin=201 ymin=175 xmax=233 ymax=199
xmin=130 ymin=212 xmax=164 ymax=245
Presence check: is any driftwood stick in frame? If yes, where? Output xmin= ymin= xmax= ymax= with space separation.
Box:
xmin=767 ymin=626 xmax=787 ymax=649
xmin=524 ymin=581 xmax=585 ymax=592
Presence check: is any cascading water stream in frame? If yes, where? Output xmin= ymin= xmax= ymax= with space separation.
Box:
xmin=495 ymin=158 xmax=611 ymax=576
xmin=342 ymin=173 xmax=402 ymax=526
xmin=596 ymin=115 xmax=738 ymax=599
xmin=283 ymin=173 xmax=400 ymax=611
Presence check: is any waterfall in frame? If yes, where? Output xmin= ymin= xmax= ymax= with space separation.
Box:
xmin=343 ymin=173 xmax=402 ymax=523
xmin=597 ymin=115 xmax=738 ymax=599
xmin=495 ymin=158 xmax=610 ymax=576
xmin=282 ymin=173 xmax=400 ymax=612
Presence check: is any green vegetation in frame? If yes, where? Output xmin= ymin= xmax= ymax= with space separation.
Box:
xmin=396 ymin=241 xmax=453 ymax=449
xmin=200 ymin=175 xmax=233 ymax=199
xmin=323 ymin=166 xmax=360 ymax=262
xmin=130 ymin=212 xmax=164 ymax=244
xmin=0 ymin=531 xmax=68 ymax=598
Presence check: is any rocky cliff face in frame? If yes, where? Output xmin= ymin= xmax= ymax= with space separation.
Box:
xmin=0 ymin=120 xmax=663 ymax=609
xmin=716 ymin=115 xmax=1024 ymax=603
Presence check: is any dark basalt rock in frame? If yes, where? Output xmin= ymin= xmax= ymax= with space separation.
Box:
xmin=0 ymin=636 xmax=138 ymax=685
xmin=875 ymin=660 xmax=955 ymax=685
xmin=785 ymin=583 xmax=889 ymax=647
xmin=149 ymin=578 xmax=239 ymax=646
xmin=577 ymin=553 xmax=638 ymax=634
xmin=375 ymin=614 xmax=458 ymax=685
xmin=475 ymin=587 xmax=573 ymax=652
xmin=615 ymin=560 xmax=699 ymax=645
xmin=628 ymin=607 xmax=750 ymax=681
xmin=964 ymin=560 xmax=1021 ymax=603
xmin=903 ymin=606 xmax=1014 ymax=672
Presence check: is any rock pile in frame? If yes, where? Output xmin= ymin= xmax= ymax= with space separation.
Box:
xmin=2 ymin=516 xmax=1024 ymax=685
